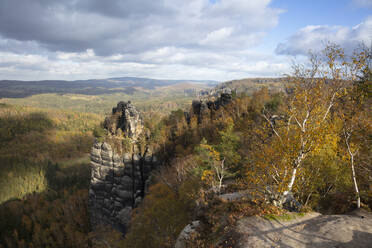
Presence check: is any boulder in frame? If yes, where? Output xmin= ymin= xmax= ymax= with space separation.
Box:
xmin=175 ymin=221 xmax=201 ymax=248
xmin=117 ymin=207 xmax=132 ymax=227
xmin=115 ymin=189 xmax=132 ymax=201
xmin=218 ymin=191 xmax=251 ymax=203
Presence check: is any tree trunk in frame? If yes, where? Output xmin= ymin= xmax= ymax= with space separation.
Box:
xmin=350 ymin=154 xmax=361 ymax=208
xmin=281 ymin=151 xmax=305 ymax=204
xmin=346 ymin=133 xmax=361 ymax=209
xmin=283 ymin=167 xmax=297 ymax=198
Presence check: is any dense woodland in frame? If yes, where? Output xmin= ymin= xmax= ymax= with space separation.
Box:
xmin=0 ymin=105 xmax=101 ymax=247
xmin=122 ymin=45 xmax=372 ymax=247
xmin=0 ymin=45 xmax=371 ymax=248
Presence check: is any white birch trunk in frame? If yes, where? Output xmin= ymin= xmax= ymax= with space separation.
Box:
xmin=283 ymin=167 xmax=297 ymax=198
xmin=282 ymin=151 xmax=305 ymax=203
xmin=351 ymin=155 xmax=361 ymax=208
xmin=346 ymin=132 xmax=361 ymax=208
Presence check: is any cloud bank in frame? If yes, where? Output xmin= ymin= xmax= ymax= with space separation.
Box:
xmin=0 ymin=0 xmax=290 ymax=80
xmin=0 ymin=0 xmax=370 ymax=81
xmin=276 ymin=16 xmax=372 ymax=56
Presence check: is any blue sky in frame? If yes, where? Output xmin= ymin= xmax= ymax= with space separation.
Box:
xmin=261 ymin=0 xmax=371 ymax=50
xmin=0 ymin=0 xmax=370 ymax=81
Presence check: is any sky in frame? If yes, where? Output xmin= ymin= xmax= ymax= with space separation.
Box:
xmin=0 ymin=0 xmax=371 ymax=81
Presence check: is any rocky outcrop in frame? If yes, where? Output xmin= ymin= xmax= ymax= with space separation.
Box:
xmin=191 ymin=87 xmax=233 ymax=123
xmin=175 ymin=221 xmax=202 ymax=248
xmin=236 ymin=209 xmax=372 ymax=248
xmin=104 ymin=101 xmax=143 ymax=140
xmin=89 ymin=101 xmax=157 ymax=233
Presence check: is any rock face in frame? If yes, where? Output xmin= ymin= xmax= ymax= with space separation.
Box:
xmin=191 ymin=87 xmax=233 ymax=124
xmin=104 ymin=101 xmax=143 ymax=139
xmin=175 ymin=221 xmax=201 ymax=248
xmin=89 ymin=101 xmax=157 ymax=233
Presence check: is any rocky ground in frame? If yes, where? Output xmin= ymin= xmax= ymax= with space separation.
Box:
xmin=236 ymin=209 xmax=372 ymax=248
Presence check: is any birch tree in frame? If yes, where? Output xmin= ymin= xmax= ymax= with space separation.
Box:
xmin=338 ymin=46 xmax=371 ymax=208
xmin=256 ymin=44 xmax=365 ymax=205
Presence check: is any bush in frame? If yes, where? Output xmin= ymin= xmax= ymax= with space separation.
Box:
xmin=93 ymin=125 xmax=106 ymax=141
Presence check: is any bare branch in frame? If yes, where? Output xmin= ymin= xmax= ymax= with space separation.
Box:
xmin=262 ymin=110 xmax=283 ymax=143
xmin=322 ymin=91 xmax=337 ymax=122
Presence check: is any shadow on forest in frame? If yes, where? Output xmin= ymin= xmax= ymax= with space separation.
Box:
xmin=0 ymin=111 xmax=93 ymax=204
xmin=0 ymin=80 xmax=138 ymax=98
xmin=0 ymin=111 xmax=93 ymax=246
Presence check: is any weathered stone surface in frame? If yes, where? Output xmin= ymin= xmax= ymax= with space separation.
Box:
xmin=134 ymin=196 xmax=142 ymax=208
xmin=104 ymin=101 xmax=143 ymax=140
xmin=175 ymin=221 xmax=201 ymax=248
xmin=124 ymin=164 xmax=133 ymax=175
xmin=102 ymin=161 xmax=114 ymax=167
xmin=218 ymin=191 xmax=251 ymax=203
xmin=123 ymin=153 xmax=131 ymax=164
xmin=115 ymin=189 xmax=132 ymax=200
xmin=191 ymin=88 xmax=233 ymax=124
xmin=113 ymin=154 xmax=122 ymax=163
xmin=118 ymin=207 xmax=132 ymax=227
xmin=114 ymin=201 xmax=123 ymax=208
xmin=121 ymin=176 xmax=133 ymax=187
xmin=89 ymin=101 xmax=157 ymax=234
xmin=93 ymin=142 xmax=102 ymax=149
xmin=145 ymin=155 xmax=153 ymax=163
xmin=236 ymin=210 xmax=372 ymax=248
xmin=102 ymin=142 xmax=112 ymax=151
xmin=90 ymin=155 xmax=102 ymax=165
xmin=91 ymin=148 xmax=101 ymax=157
xmin=113 ymin=167 xmax=125 ymax=177
xmin=105 ymin=184 xmax=113 ymax=193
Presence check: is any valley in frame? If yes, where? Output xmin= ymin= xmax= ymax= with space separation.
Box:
xmin=0 ymin=49 xmax=371 ymax=248
xmin=1 ymin=0 xmax=371 ymax=247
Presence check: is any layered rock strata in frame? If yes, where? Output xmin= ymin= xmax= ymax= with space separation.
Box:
xmin=89 ymin=101 xmax=156 ymax=233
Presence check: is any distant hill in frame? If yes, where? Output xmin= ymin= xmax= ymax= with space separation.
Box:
xmin=0 ymin=77 xmax=218 ymax=98
xmin=0 ymin=77 xmax=289 ymax=115
xmin=216 ymin=77 xmax=287 ymax=94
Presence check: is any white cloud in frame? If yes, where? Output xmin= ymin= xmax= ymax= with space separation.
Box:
xmin=0 ymin=0 xmax=282 ymax=55
xmin=0 ymin=0 xmax=287 ymax=81
xmin=200 ymin=27 xmax=234 ymax=45
xmin=0 ymin=47 xmax=291 ymax=81
xmin=276 ymin=16 xmax=372 ymax=55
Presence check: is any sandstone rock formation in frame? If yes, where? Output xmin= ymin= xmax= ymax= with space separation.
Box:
xmin=104 ymin=101 xmax=143 ymax=139
xmin=191 ymin=87 xmax=233 ymax=123
xmin=89 ymin=101 xmax=157 ymax=233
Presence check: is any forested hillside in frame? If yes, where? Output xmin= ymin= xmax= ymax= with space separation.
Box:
xmin=0 ymin=45 xmax=370 ymax=248
xmin=0 ymin=77 xmax=214 ymax=116
xmin=0 ymin=77 xmax=216 ymax=98
xmin=0 ymin=105 xmax=102 ymax=247
xmin=120 ymin=45 xmax=371 ymax=247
